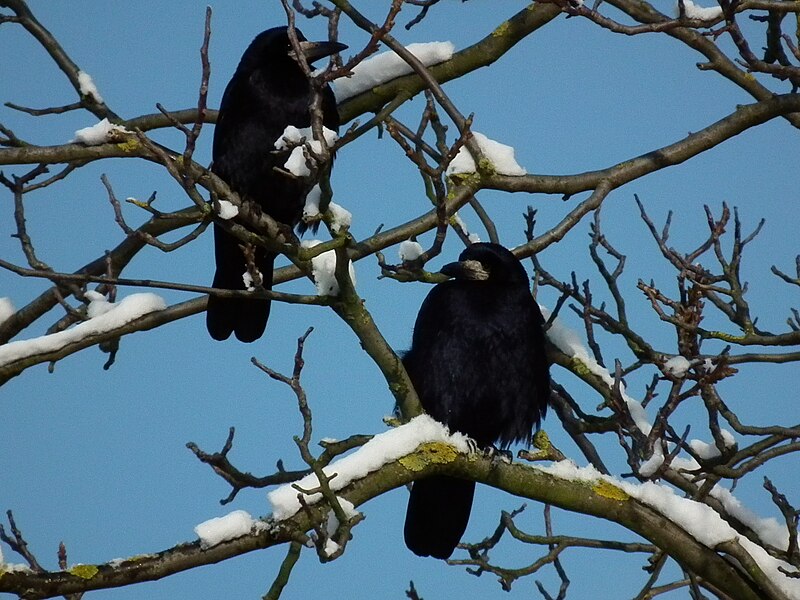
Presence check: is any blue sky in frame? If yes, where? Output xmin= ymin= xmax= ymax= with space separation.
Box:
xmin=1 ymin=1 xmax=798 ymax=599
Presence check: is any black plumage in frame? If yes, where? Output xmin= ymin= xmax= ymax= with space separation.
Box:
xmin=207 ymin=27 xmax=345 ymax=342
xmin=402 ymin=242 xmax=550 ymax=559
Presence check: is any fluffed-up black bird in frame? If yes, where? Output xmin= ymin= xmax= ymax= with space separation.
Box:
xmin=402 ymin=242 xmax=551 ymax=559
xmin=207 ymin=27 xmax=346 ymax=342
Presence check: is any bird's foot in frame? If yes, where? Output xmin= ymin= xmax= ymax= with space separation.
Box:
xmin=484 ymin=445 xmax=513 ymax=465
xmin=465 ymin=437 xmax=480 ymax=455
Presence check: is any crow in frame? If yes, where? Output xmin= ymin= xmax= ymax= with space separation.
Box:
xmin=402 ymin=242 xmax=550 ymax=559
xmin=207 ymin=27 xmax=346 ymax=342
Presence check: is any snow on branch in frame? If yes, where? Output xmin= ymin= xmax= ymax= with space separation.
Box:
xmin=301 ymin=240 xmax=357 ymax=296
xmin=72 ymin=118 xmax=130 ymax=145
xmin=446 ymin=131 xmax=527 ymax=177
xmin=194 ymin=510 xmax=265 ymax=549
xmin=0 ymin=293 xmax=166 ymax=368
xmin=268 ymin=415 xmax=469 ymax=520
xmin=678 ymin=0 xmax=723 ymax=20
xmin=334 ymin=41 xmax=455 ymax=101
xmin=537 ymin=460 xmax=800 ymax=599
xmin=541 ymin=305 xmax=653 ymax=435
xmin=77 ymin=70 xmax=104 ymax=104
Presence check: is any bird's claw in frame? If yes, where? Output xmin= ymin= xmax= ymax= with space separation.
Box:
xmin=484 ymin=445 xmax=513 ymax=465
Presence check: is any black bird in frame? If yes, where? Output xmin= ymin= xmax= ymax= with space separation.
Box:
xmin=207 ymin=27 xmax=346 ymax=342
xmin=402 ymin=242 xmax=550 ymax=559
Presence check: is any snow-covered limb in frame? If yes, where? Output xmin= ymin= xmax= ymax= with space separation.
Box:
xmin=542 ymin=307 xmax=740 ymax=479
xmin=334 ymin=41 xmax=455 ymax=101
xmin=300 ymin=240 xmax=357 ymax=296
xmin=537 ymin=460 xmax=800 ymax=599
xmin=0 ymin=447 xmax=791 ymax=599
xmin=446 ymin=131 xmax=527 ymax=177
xmin=0 ymin=293 xmax=166 ymax=368
xmin=678 ymin=0 xmax=723 ymax=19
xmin=194 ymin=510 xmax=264 ymax=549
xmin=72 ymin=118 xmax=130 ymax=146
xmin=541 ymin=306 xmax=653 ymax=435
xmin=268 ymin=415 xmax=469 ymax=520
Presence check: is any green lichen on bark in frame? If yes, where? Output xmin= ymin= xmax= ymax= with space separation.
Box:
xmin=69 ymin=564 xmax=99 ymax=579
xmin=399 ymin=442 xmax=459 ymax=471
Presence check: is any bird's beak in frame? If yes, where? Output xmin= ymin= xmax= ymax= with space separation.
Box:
xmin=440 ymin=259 xmax=490 ymax=281
xmin=294 ymin=39 xmax=348 ymax=63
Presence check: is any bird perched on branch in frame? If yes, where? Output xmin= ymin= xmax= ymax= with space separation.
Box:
xmin=402 ymin=242 xmax=550 ymax=559
xmin=207 ymin=26 xmax=346 ymax=342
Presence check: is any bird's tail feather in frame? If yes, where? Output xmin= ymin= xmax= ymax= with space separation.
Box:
xmin=404 ymin=476 xmax=475 ymax=559
xmin=207 ymin=226 xmax=273 ymax=343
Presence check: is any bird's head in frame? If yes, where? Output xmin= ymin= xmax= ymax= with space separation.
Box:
xmin=241 ymin=26 xmax=347 ymax=70
xmin=440 ymin=242 xmax=529 ymax=285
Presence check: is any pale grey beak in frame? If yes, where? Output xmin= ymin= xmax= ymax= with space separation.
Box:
xmin=293 ymin=39 xmax=347 ymax=63
xmin=440 ymin=259 xmax=490 ymax=281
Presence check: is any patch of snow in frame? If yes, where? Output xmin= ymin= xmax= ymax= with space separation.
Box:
xmin=449 ymin=213 xmax=481 ymax=244
xmin=301 ymin=240 xmax=356 ymax=296
xmin=217 ymin=200 xmax=239 ymax=220
xmin=399 ymin=240 xmax=424 ymax=262
xmin=664 ymin=356 xmax=691 ymax=378
xmin=0 ymin=297 xmax=15 ymax=326
xmin=688 ymin=438 xmax=721 ymax=459
xmin=688 ymin=433 xmax=736 ymax=460
xmin=84 ymin=290 xmax=114 ymax=318
xmin=640 ymin=444 xmax=701 ymax=477
xmin=451 ymin=212 xmax=468 ymax=232
xmin=328 ymin=202 xmax=352 ymax=234
xmin=274 ymin=126 xmax=338 ymax=178
xmin=242 ymin=270 xmax=257 ymax=292
xmin=679 ymin=0 xmax=723 ymax=19
xmin=703 ymin=358 xmax=715 ymax=372
xmin=672 ymin=455 xmax=702 ymax=472
xmin=268 ymin=414 xmax=469 ymax=520
xmin=0 ymin=293 xmax=166 ymax=368
xmin=709 ymin=485 xmax=790 ymax=550
xmin=446 ymin=132 xmax=527 ymax=177
xmin=72 ymin=118 xmax=130 ymax=145
xmin=323 ymin=539 xmax=340 ymax=557
xmin=541 ymin=306 xmax=652 ymax=434
xmin=322 ymin=497 xmax=362 ymax=556
xmin=77 ymin=70 xmax=104 ymax=104
xmin=303 ymin=184 xmax=322 ymax=220
xmin=720 ymin=429 xmax=736 ymax=447
xmin=638 ymin=447 xmax=665 ymax=477
xmin=195 ymin=510 xmax=257 ymax=549
xmin=334 ymin=41 xmax=455 ymax=101
xmin=325 ymin=497 xmax=361 ymax=549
